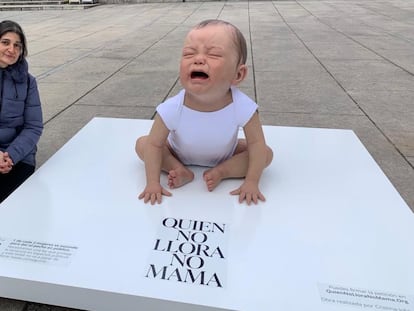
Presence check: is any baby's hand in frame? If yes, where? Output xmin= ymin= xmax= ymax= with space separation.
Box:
xmin=230 ymin=180 xmax=265 ymax=205
xmin=139 ymin=181 xmax=172 ymax=205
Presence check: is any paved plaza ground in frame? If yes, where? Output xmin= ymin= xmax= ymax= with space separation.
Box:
xmin=0 ymin=0 xmax=413 ymax=309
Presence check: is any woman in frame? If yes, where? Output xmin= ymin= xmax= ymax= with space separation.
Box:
xmin=0 ymin=20 xmax=43 ymax=203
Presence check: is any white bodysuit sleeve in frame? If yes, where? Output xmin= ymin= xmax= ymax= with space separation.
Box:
xmin=156 ymin=90 xmax=185 ymax=131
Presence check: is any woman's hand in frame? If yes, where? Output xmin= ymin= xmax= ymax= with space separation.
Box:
xmin=0 ymin=152 xmax=13 ymax=174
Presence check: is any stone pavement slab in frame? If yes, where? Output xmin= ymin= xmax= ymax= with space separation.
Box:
xmin=0 ymin=298 xmax=25 ymax=311
xmin=0 ymin=0 xmax=413 ymax=310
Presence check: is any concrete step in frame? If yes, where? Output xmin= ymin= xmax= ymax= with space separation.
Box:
xmin=0 ymin=0 xmax=100 ymax=10
xmin=1 ymin=1 xmax=66 ymax=5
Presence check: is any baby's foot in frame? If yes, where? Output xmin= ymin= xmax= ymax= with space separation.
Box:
xmin=203 ymin=168 xmax=223 ymax=192
xmin=168 ymin=167 xmax=194 ymax=189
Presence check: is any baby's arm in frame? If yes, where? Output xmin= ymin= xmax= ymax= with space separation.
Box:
xmin=230 ymin=113 xmax=269 ymax=205
xmin=138 ymin=115 xmax=172 ymax=204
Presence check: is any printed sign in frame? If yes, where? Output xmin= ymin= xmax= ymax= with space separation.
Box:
xmin=319 ymin=283 xmax=414 ymax=311
xmin=0 ymin=237 xmax=78 ymax=266
xmin=145 ymin=217 xmax=228 ymax=288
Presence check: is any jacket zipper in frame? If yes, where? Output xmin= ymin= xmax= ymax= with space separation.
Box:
xmin=0 ymin=70 xmax=3 ymax=115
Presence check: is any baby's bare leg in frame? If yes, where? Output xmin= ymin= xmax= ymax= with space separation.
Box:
xmin=136 ymin=136 xmax=194 ymax=189
xmin=203 ymin=140 xmax=249 ymax=191
xmin=203 ymin=139 xmax=273 ymax=192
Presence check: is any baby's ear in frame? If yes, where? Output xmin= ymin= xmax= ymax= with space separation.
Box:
xmin=232 ymin=64 xmax=248 ymax=86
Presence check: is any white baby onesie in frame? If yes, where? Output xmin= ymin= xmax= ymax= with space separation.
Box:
xmin=156 ymin=87 xmax=258 ymax=167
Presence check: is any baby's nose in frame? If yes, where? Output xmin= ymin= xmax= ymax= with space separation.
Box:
xmin=193 ymin=54 xmax=206 ymax=64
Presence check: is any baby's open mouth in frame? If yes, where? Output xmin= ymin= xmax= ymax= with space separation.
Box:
xmin=191 ymin=71 xmax=209 ymax=79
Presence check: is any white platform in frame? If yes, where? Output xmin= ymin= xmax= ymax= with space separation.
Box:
xmin=0 ymin=117 xmax=413 ymax=311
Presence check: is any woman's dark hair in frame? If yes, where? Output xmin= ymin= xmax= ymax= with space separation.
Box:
xmin=0 ymin=20 xmax=28 ymax=61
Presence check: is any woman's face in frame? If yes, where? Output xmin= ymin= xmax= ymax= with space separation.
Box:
xmin=0 ymin=32 xmax=22 ymax=68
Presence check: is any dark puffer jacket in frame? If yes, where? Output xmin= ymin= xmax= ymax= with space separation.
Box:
xmin=0 ymin=59 xmax=43 ymax=167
